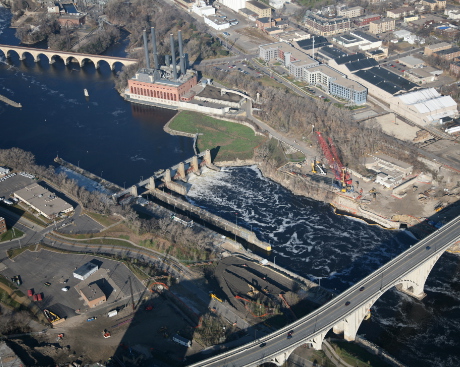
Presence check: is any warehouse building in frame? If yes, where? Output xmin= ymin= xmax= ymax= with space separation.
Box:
xmin=80 ymin=283 xmax=106 ymax=308
xmin=73 ymin=261 xmax=99 ymax=280
xmin=14 ymin=183 xmax=74 ymax=219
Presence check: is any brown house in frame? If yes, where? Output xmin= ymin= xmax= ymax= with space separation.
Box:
xmin=80 ymin=283 xmax=106 ymax=308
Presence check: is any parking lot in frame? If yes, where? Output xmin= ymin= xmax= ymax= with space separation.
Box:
xmin=0 ymin=250 xmax=145 ymax=319
xmin=0 ymin=173 xmax=35 ymax=202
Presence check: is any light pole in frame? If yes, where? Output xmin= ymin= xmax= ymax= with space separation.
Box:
xmin=273 ymin=256 xmax=276 ymax=266
xmin=235 ymin=212 xmax=237 ymax=242
xmin=123 ymin=182 xmax=126 ymax=189
xmin=140 ymin=176 xmax=143 ymax=183
xmin=77 ymin=160 xmax=80 ymax=168
xmin=101 ymin=171 xmax=103 ymax=179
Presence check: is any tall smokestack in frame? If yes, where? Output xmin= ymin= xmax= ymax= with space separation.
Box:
xmin=170 ymin=33 xmax=178 ymax=80
xmin=151 ymin=27 xmax=159 ymax=70
xmin=178 ymin=30 xmax=186 ymax=74
xmin=143 ymin=30 xmax=150 ymax=69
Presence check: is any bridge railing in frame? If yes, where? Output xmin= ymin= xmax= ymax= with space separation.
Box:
xmin=187 ymin=215 xmax=460 ymax=366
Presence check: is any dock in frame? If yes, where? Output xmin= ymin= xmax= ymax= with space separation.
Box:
xmin=0 ymin=94 xmax=22 ymax=108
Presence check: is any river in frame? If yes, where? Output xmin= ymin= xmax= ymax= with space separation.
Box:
xmin=1 ymin=7 xmax=459 ymax=367
xmin=0 ymin=7 xmax=194 ymax=186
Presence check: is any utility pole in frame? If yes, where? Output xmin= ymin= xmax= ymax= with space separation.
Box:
xmin=129 ymin=276 xmax=135 ymax=312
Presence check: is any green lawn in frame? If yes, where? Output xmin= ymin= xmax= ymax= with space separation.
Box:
xmin=84 ymin=212 xmax=120 ymax=227
xmin=0 ymin=228 xmax=24 ymax=242
xmin=169 ymin=111 xmax=267 ymax=161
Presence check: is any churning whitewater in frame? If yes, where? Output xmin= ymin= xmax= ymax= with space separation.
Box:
xmin=187 ymin=165 xmax=460 ymax=367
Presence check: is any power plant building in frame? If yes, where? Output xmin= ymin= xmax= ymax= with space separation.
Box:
xmin=125 ymin=28 xmax=198 ymax=108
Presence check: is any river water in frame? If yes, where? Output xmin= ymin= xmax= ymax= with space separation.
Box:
xmin=1 ymin=7 xmax=459 ymax=367
xmin=0 ymin=7 xmax=193 ymax=186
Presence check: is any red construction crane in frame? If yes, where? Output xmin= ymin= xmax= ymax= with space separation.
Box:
xmin=316 ymin=132 xmax=352 ymax=190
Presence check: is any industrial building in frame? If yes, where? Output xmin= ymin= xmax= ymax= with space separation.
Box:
xmin=0 ymin=166 xmax=11 ymax=175
xmin=125 ymin=28 xmax=198 ymax=107
xmin=73 ymin=261 xmax=99 ymax=280
xmin=386 ymin=6 xmax=415 ymax=19
xmin=194 ymin=85 xmax=245 ymax=108
xmin=390 ymin=88 xmax=458 ymax=126
xmin=365 ymin=154 xmax=413 ymax=188
xmin=246 ymin=0 xmax=271 ymax=18
xmin=80 ymin=283 xmax=106 ymax=308
xmin=424 ymin=42 xmax=451 ymax=56
xmin=14 ymin=183 xmax=74 ymax=219
xmin=333 ymin=30 xmax=382 ymax=51
xmin=218 ymin=0 xmax=246 ymax=12
xmin=355 ymin=14 xmax=381 ymax=27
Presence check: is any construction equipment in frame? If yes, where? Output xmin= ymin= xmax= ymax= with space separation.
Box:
xmin=44 ymin=309 xmax=65 ymax=325
xmin=247 ymin=284 xmax=259 ymax=297
xmin=210 ymin=293 xmax=222 ymax=302
xmin=316 ymin=132 xmax=353 ymax=192
xmin=102 ymin=329 xmax=111 ymax=338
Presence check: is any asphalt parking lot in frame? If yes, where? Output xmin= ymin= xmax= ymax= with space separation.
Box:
xmin=0 ymin=173 xmax=35 ymax=200
xmin=57 ymin=214 xmax=104 ymax=234
xmin=0 ymin=250 xmax=145 ymax=319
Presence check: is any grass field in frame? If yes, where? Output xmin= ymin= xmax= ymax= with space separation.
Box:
xmin=0 ymin=228 xmax=24 ymax=242
xmin=169 ymin=111 xmax=266 ymax=161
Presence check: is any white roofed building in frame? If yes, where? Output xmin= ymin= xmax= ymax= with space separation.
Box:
xmin=389 ymin=88 xmax=458 ymax=126
xmin=218 ymin=0 xmax=246 ymax=12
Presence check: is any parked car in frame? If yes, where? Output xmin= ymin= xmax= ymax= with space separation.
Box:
xmin=33 ymin=294 xmax=38 ymax=301
xmin=87 ymin=317 xmax=97 ymax=322
xmin=27 ymin=289 xmax=34 ymax=297
xmin=44 ymin=282 xmax=51 ymax=286
xmin=37 ymin=293 xmax=43 ymax=301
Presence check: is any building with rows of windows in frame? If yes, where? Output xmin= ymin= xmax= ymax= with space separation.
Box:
xmin=259 ymin=42 xmax=367 ymax=104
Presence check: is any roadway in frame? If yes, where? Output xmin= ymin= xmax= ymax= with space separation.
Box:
xmin=188 ymin=215 xmax=460 ymax=367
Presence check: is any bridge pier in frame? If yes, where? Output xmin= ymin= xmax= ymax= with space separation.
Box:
xmin=147 ymin=176 xmax=156 ymax=191
xmin=177 ymin=162 xmax=186 ymax=181
xmin=34 ymin=55 xmax=40 ymax=62
xmin=164 ymin=169 xmax=171 ymax=183
xmin=131 ymin=185 xmax=138 ymax=197
xmin=396 ymin=253 xmax=442 ymax=300
xmin=204 ymin=149 xmax=212 ymax=165
xmin=191 ymin=155 xmax=200 ymax=174
xmin=309 ymin=330 xmax=328 ymax=350
xmin=270 ymin=347 xmax=296 ymax=366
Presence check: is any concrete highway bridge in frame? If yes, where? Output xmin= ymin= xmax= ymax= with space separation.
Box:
xmin=0 ymin=44 xmax=138 ymax=70
xmin=188 ymin=215 xmax=460 ymax=367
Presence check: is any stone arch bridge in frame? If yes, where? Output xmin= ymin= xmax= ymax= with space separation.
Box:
xmin=0 ymin=44 xmax=138 ymax=70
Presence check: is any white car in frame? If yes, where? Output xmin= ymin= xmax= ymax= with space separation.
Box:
xmin=61 ymin=287 xmax=69 ymax=292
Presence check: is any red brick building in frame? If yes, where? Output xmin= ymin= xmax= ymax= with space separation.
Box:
xmin=128 ymin=72 xmax=197 ymax=102
xmin=355 ymin=14 xmax=381 ymax=26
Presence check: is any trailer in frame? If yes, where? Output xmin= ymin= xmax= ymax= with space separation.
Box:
xmin=172 ymin=334 xmax=192 ymax=347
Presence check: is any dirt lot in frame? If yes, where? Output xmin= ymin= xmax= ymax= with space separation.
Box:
xmin=235 ymin=27 xmax=275 ymax=44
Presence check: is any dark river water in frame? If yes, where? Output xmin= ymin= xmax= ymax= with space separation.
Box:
xmin=0 ymin=8 xmax=193 ymax=186
xmin=1 ymin=7 xmax=460 ymax=367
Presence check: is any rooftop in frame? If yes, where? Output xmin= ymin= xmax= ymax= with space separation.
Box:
xmin=371 ymin=18 xmax=394 ymax=24
xmin=196 ymin=85 xmax=244 ymax=103
xmin=434 ymin=47 xmax=460 ymax=56
xmin=247 ymin=0 xmax=271 ymax=10
xmin=74 ymin=262 xmax=98 ymax=277
xmin=318 ymin=46 xmax=348 ymax=59
xmin=398 ymin=55 xmax=425 ymax=66
xmin=425 ymin=42 xmax=451 ymax=50
xmin=354 ymin=67 xmax=419 ymax=95
xmin=14 ymin=183 xmax=73 ymax=218
xmin=80 ymin=283 xmax=105 ymax=301
xmin=0 ymin=342 xmax=24 ymax=367
xmin=295 ymin=36 xmax=330 ymax=50
xmin=351 ymin=30 xmax=380 ymax=42
xmin=345 ymin=58 xmax=379 ymax=72
xmin=334 ymin=52 xmax=366 ymax=65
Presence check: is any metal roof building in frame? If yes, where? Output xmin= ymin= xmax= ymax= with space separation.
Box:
xmin=73 ymin=262 xmax=99 ymax=280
